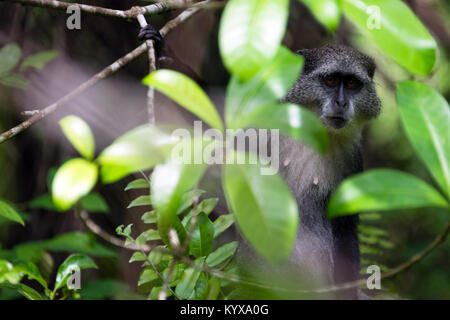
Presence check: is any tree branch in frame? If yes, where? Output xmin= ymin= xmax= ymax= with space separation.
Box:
xmin=0 ymin=1 xmax=211 ymax=144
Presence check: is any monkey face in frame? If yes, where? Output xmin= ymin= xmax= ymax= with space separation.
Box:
xmin=283 ymin=45 xmax=381 ymax=131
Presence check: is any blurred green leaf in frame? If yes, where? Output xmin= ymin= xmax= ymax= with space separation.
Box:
xmin=213 ymin=213 xmax=235 ymax=237
xmin=54 ymin=254 xmax=97 ymax=292
xmin=151 ymin=162 xmax=207 ymax=246
xmin=129 ymin=252 xmax=147 ymax=263
xmin=0 ymin=201 xmax=24 ymax=226
xmin=0 ymin=43 xmax=21 ymax=74
xmin=225 ymin=46 xmax=303 ymax=126
xmin=189 ymin=212 xmax=214 ymax=258
xmin=59 ymin=116 xmax=95 ymax=160
xmin=341 ymin=0 xmax=436 ymax=75
xmin=223 ymin=151 xmax=299 ymax=264
xmin=20 ymin=50 xmax=59 ymax=70
xmin=124 ymin=178 xmax=149 ymax=191
xmin=80 ymin=193 xmax=108 ymax=213
xmin=14 ymin=261 xmax=48 ymax=289
xmin=52 ymin=158 xmax=98 ymax=211
xmin=235 ymin=103 xmax=328 ymax=153
xmin=396 ymin=81 xmax=450 ymax=199
xmin=219 ymin=0 xmax=289 ymax=81
xmin=98 ymin=125 xmax=178 ymax=184
xmin=175 ymin=257 xmax=205 ymax=299
xmin=127 ymin=195 xmax=151 ymax=208
xmin=29 ymin=194 xmax=57 ymax=211
xmin=142 ymin=210 xmax=157 ymax=224
xmin=300 ymin=0 xmax=341 ymax=31
xmin=0 ymin=73 xmax=28 ymax=89
xmin=143 ymin=70 xmax=223 ymax=131
xmin=206 ymin=241 xmax=237 ymax=268
xmin=16 ymin=232 xmax=116 ymax=258
xmin=327 ymin=169 xmax=449 ymax=218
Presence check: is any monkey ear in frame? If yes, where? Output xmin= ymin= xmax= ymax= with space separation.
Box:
xmin=367 ymin=59 xmax=376 ymax=79
xmin=295 ymin=49 xmax=315 ymax=73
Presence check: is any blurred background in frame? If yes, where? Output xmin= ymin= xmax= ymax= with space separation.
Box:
xmin=0 ymin=0 xmax=448 ymax=299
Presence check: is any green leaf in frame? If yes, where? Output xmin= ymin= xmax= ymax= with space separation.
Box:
xmin=191 ymin=272 xmax=209 ymax=300
xmin=206 ymin=242 xmax=238 ymax=268
xmin=29 ymin=194 xmax=57 ymax=211
xmin=213 ymin=213 xmax=235 ymax=237
xmin=14 ymin=261 xmax=48 ymax=290
xmin=151 ymin=162 xmax=207 ymax=246
xmin=0 ymin=73 xmax=28 ymax=89
xmin=38 ymin=232 xmax=115 ymax=257
xmin=80 ymin=193 xmax=108 ymax=213
xmin=225 ymin=46 xmax=303 ymax=127
xmin=127 ymin=195 xmax=151 ymax=208
xmin=219 ymin=0 xmax=289 ymax=81
xmin=136 ymin=229 xmax=161 ymax=245
xmin=207 ymin=277 xmax=221 ymax=300
xmin=59 ymin=116 xmax=95 ymax=160
xmin=235 ymin=103 xmax=328 ymax=153
xmin=143 ymin=70 xmax=223 ymax=131
xmin=97 ymin=125 xmax=178 ymax=184
xmin=142 ymin=210 xmax=157 ymax=224
xmin=20 ymin=50 xmax=59 ymax=70
xmin=396 ymin=81 xmax=450 ymax=199
xmin=0 ymin=201 xmax=25 ymax=226
xmin=222 ymin=151 xmax=299 ymax=264
xmin=54 ymin=254 xmax=98 ymax=291
xmin=189 ymin=213 xmax=215 ymax=258
xmin=51 ymin=158 xmax=98 ymax=211
xmin=124 ymin=178 xmax=149 ymax=191
xmin=175 ymin=258 xmax=205 ymax=299
xmin=0 ymin=283 xmax=43 ymax=300
xmin=138 ymin=268 xmax=159 ymax=287
xmin=129 ymin=252 xmax=147 ymax=263
xmin=327 ymin=169 xmax=449 ymax=218
xmin=341 ymin=0 xmax=437 ymax=75
xmin=0 ymin=43 xmax=21 ymax=75
xmin=300 ymin=0 xmax=340 ymax=31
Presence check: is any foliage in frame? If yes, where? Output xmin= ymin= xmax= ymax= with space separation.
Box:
xmin=0 ymin=43 xmax=58 ymax=89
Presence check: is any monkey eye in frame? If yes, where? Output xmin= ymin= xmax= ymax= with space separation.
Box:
xmin=344 ymin=77 xmax=361 ymax=89
xmin=324 ymin=75 xmax=339 ymax=87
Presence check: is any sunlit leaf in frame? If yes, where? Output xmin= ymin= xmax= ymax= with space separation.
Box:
xmin=222 ymin=151 xmax=299 ymax=264
xmin=225 ymin=46 xmax=304 ymax=126
xmin=300 ymin=0 xmax=341 ymax=31
xmin=54 ymin=254 xmax=97 ymax=292
xmin=59 ymin=116 xmax=95 ymax=160
xmin=235 ymin=103 xmax=328 ymax=153
xmin=143 ymin=70 xmax=223 ymax=131
xmin=396 ymin=81 xmax=450 ymax=199
xmin=327 ymin=169 xmax=449 ymax=218
xmin=98 ymin=125 xmax=178 ymax=184
xmin=52 ymin=158 xmax=98 ymax=211
xmin=341 ymin=0 xmax=437 ymax=75
xmin=219 ymin=0 xmax=289 ymax=81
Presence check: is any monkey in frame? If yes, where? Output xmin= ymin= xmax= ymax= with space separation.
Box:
xmin=139 ymin=25 xmax=381 ymax=299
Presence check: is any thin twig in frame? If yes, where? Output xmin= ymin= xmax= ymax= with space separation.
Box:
xmin=77 ymin=208 xmax=151 ymax=252
xmin=0 ymin=1 xmax=210 ymax=144
xmin=136 ymin=13 xmax=157 ymax=124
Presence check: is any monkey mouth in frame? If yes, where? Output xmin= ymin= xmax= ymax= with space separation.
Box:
xmin=323 ymin=116 xmax=349 ymax=129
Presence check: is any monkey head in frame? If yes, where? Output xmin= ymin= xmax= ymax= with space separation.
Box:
xmin=283 ymin=45 xmax=381 ymax=131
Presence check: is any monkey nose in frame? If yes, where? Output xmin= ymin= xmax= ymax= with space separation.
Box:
xmin=335 ymin=99 xmax=348 ymax=109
